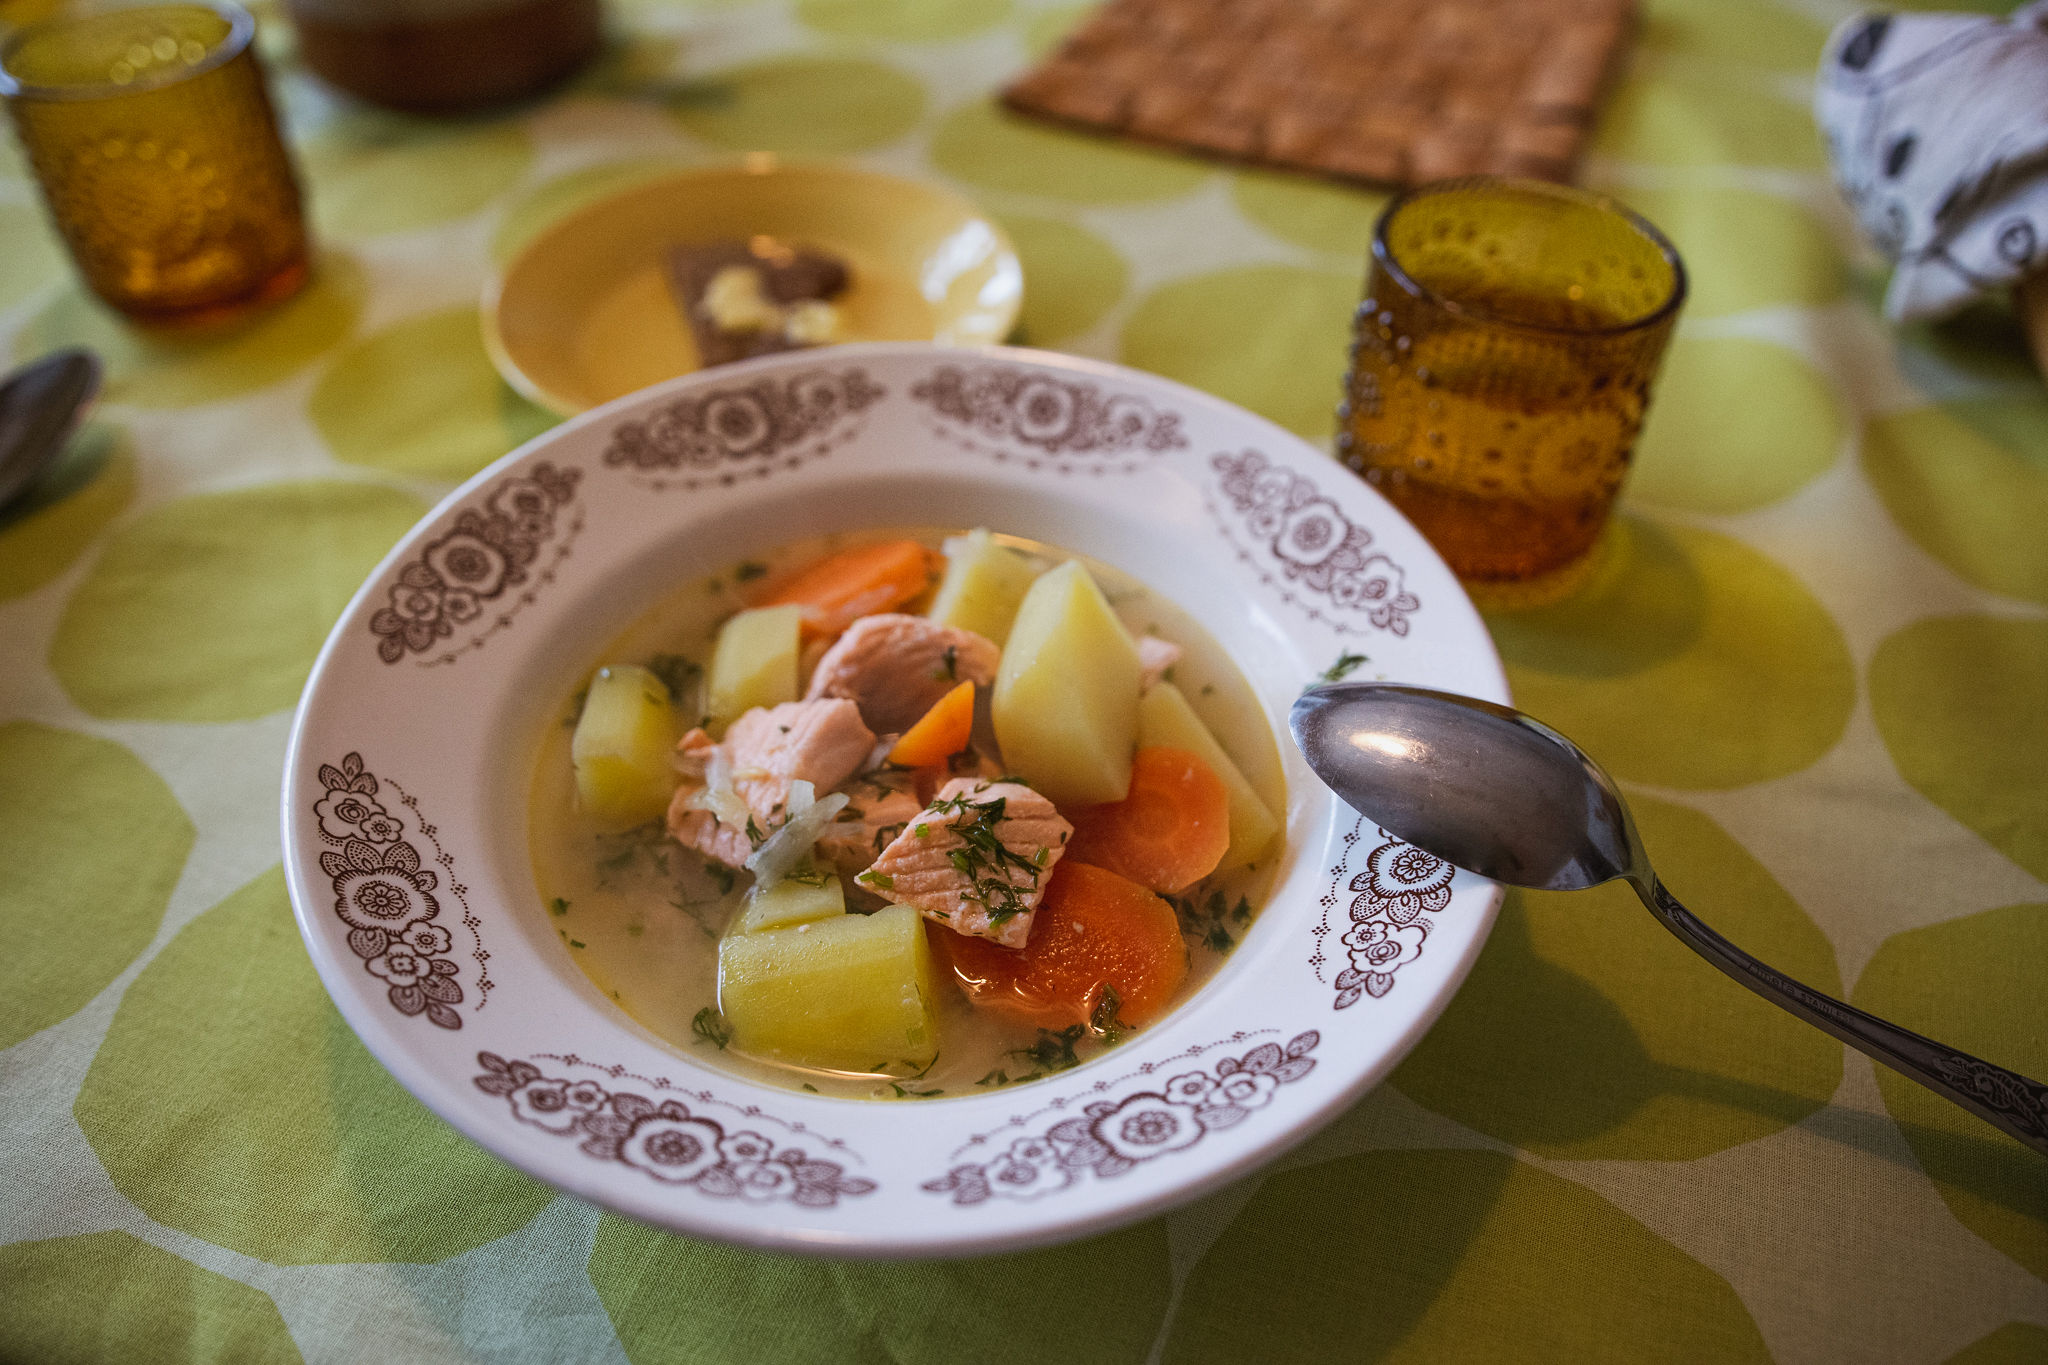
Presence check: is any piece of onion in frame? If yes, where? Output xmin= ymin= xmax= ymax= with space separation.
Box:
xmin=687 ymin=744 xmax=751 ymax=830
xmin=745 ymin=779 xmax=849 ymax=890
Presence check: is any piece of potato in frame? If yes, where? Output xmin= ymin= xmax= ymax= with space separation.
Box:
xmin=992 ymin=560 xmax=1142 ymax=806
xmin=571 ymin=664 xmax=679 ymax=824
xmin=727 ymin=869 xmax=845 ymax=936
xmin=717 ymin=903 xmax=938 ymax=1070
xmin=928 ymin=528 xmax=1042 ymax=645
xmin=1138 ymin=682 xmax=1281 ymax=869
xmin=705 ymin=603 xmax=803 ymax=729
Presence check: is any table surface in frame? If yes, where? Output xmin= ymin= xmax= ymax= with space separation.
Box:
xmin=2 ymin=1 xmax=2044 ymax=1362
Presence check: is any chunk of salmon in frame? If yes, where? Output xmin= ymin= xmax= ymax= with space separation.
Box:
xmin=859 ymin=778 xmax=1072 ymax=948
xmin=797 ymin=633 xmax=834 ymax=695
xmin=674 ymin=726 xmax=717 ymax=778
xmin=724 ymin=700 xmax=875 ymax=814
xmin=665 ymin=699 xmax=875 ymax=867
xmin=804 ymin=613 xmax=1000 ymax=735
xmin=814 ymin=771 xmax=924 ymax=877
xmin=1136 ymin=635 xmax=1182 ymax=694
xmin=667 ymin=804 xmax=755 ymax=868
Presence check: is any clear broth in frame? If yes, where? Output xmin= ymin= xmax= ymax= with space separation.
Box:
xmin=527 ymin=529 xmax=1286 ymax=1100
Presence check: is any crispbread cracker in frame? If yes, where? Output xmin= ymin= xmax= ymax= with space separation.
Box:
xmin=1003 ymin=0 xmax=1635 ymax=187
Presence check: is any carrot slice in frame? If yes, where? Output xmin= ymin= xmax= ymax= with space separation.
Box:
xmin=754 ymin=540 xmax=940 ymax=638
xmin=889 ymin=680 xmax=976 ymax=767
xmin=1064 ymin=747 xmax=1230 ymax=895
xmin=935 ymin=862 xmax=1189 ymax=1030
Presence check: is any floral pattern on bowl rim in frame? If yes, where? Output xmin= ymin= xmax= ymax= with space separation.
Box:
xmin=601 ymin=367 xmax=885 ymax=492
xmin=314 ymin=751 xmax=489 ymax=1026
xmin=1208 ymin=449 xmax=1421 ymax=638
xmin=908 ymin=361 xmax=1188 ymax=474
xmin=370 ymin=461 xmax=582 ymax=666
xmin=474 ymin=1052 xmax=875 ymax=1205
xmin=283 ymin=343 xmax=1508 ymax=1258
xmin=923 ymin=1031 xmax=1320 ymax=1205
xmin=1312 ymin=820 xmax=1457 ymax=1010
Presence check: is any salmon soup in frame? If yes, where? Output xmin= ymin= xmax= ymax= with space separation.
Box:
xmin=529 ymin=528 xmax=1285 ymax=1100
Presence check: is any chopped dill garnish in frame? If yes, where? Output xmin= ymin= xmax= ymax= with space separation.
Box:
xmin=1089 ymin=985 xmax=1127 ymax=1045
xmin=568 ymin=938 xmax=586 ymax=949
xmin=644 ymin=652 xmax=701 ymax=703
xmin=692 ymin=1007 xmax=733 ymax=1049
xmin=976 ymin=1069 xmax=1013 ymax=1088
xmin=626 ymin=922 xmax=644 ymax=937
xmin=874 ymin=1055 xmax=944 ymax=1097
xmin=872 ymin=821 xmax=907 ymax=852
xmin=925 ymin=792 xmax=1047 ymax=928
xmin=705 ymin=860 xmax=736 ymax=895
xmin=668 ymin=896 xmax=721 ymax=938
xmin=801 ymin=1083 xmax=818 ymax=1093
xmin=592 ymin=822 xmax=670 ymax=887
xmin=1010 ymin=1024 xmax=1087 ymax=1075
xmin=734 ymin=560 xmax=769 ymax=582
xmin=549 ymin=897 xmax=571 ymax=917
xmin=1319 ymin=650 xmax=1369 ymax=683
xmin=858 ymin=870 xmax=895 ymax=890
xmin=886 ymin=1083 xmax=944 ymax=1099
xmin=1173 ymin=880 xmax=1253 ymax=956
xmin=932 ymin=644 xmax=959 ymax=682
xmin=745 ymin=814 xmax=767 ymax=848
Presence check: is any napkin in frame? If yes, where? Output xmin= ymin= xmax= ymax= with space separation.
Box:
xmin=1815 ymin=2 xmax=2048 ymax=322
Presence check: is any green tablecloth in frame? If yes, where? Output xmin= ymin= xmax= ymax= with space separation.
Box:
xmin=3 ymin=0 xmax=2045 ymax=1360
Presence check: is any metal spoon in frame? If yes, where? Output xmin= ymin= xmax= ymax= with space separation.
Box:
xmin=1292 ymin=680 xmax=2048 ymax=1158
xmin=0 ymin=349 xmax=101 ymax=514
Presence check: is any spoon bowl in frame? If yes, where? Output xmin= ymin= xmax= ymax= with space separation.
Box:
xmin=1292 ymin=682 xmax=1635 ymax=891
xmin=0 ymin=349 xmax=101 ymax=514
xmin=1292 ymin=680 xmax=2048 ymax=1158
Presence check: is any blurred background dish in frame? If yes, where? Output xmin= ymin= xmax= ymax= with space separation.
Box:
xmin=482 ymin=161 xmax=1023 ymax=417
xmin=283 ymin=0 xmax=602 ymax=114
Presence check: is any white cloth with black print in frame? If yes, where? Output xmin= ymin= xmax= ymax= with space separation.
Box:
xmin=1816 ymin=2 xmax=2048 ymax=322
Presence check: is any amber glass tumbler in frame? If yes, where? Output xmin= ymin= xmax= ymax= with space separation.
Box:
xmin=1339 ymin=178 xmax=1684 ymax=602
xmin=0 ymin=3 xmax=307 ymax=321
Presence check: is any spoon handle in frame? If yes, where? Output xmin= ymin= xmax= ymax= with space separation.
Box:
xmin=1635 ymin=876 xmax=2048 ymax=1158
